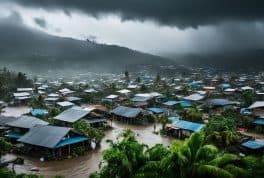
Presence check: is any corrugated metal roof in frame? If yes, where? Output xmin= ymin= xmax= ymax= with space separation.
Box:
xmin=207 ymin=99 xmax=237 ymax=107
xmin=57 ymin=101 xmax=75 ymax=107
xmin=242 ymin=140 xmax=264 ymax=150
xmin=249 ymin=101 xmax=264 ymax=109
xmin=5 ymin=132 xmax=24 ymax=139
xmin=253 ymin=119 xmax=264 ymax=125
xmin=0 ymin=116 xmax=18 ymax=126
xmin=111 ymin=106 xmax=142 ymax=118
xmin=117 ymin=89 xmax=131 ymax=94
xmin=55 ymin=136 xmax=88 ymax=148
xmin=132 ymin=96 xmax=150 ymax=102
xmin=168 ymin=116 xmax=180 ymax=123
xmin=147 ymin=108 xmax=166 ymax=114
xmin=180 ymin=101 xmax=192 ymax=107
xmin=66 ymin=96 xmax=82 ymax=102
xmin=54 ymin=107 xmax=90 ymax=123
xmin=31 ymin=109 xmax=48 ymax=116
xmin=18 ymin=125 xmax=72 ymax=148
xmin=163 ymin=101 xmax=180 ymax=106
xmin=6 ymin=116 xmax=48 ymax=129
xmin=13 ymin=92 xmax=30 ymax=97
xmin=184 ymin=94 xmax=205 ymax=101
xmin=85 ymin=118 xmax=107 ymax=124
xmin=105 ymin=94 xmax=119 ymax=99
xmin=172 ymin=120 xmax=205 ymax=132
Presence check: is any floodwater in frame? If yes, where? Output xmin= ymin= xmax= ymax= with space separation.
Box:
xmin=12 ymin=121 xmax=173 ymax=178
xmin=2 ymin=106 xmax=174 ymax=177
xmin=2 ymin=106 xmax=32 ymax=117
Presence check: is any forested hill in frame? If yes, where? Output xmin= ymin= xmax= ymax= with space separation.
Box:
xmin=0 ymin=19 xmax=171 ymax=73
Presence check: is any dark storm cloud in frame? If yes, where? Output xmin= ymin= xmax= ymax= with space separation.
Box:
xmin=34 ymin=17 xmax=47 ymax=28
xmin=6 ymin=0 xmax=264 ymax=28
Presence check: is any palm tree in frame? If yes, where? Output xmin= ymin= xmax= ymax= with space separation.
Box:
xmin=94 ymin=130 xmax=147 ymax=178
xmin=161 ymin=132 xmax=249 ymax=178
xmin=91 ymin=131 xmax=253 ymax=178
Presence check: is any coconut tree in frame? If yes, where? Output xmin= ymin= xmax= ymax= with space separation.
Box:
xmin=93 ymin=129 xmax=147 ymax=178
xmin=161 ymin=132 xmax=249 ymax=178
xmin=204 ymin=115 xmax=237 ymax=148
xmin=91 ymin=131 xmax=252 ymax=178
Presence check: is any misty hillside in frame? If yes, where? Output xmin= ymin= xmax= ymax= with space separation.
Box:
xmin=0 ymin=20 xmax=171 ymax=73
xmin=174 ymin=50 xmax=264 ymax=71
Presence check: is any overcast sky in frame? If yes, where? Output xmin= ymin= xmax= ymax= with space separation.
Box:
xmin=0 ymin=0 xmax=264 ymax=56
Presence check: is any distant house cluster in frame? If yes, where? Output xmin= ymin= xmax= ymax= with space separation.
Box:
xmin=1 ymin=70 xmax=264 ymax=159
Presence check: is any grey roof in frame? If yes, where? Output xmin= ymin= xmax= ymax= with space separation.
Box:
xmin=111 ymin=106 xmax=142 ymax=118
xmin=18 ymin=125 xmax=71 ymax=148
xmin=249 ymin=101 xmax=264 ymax=109
xmin=86 ymin=118 xmax=107 ymax=124
xmin=54 ymin=107 xmax=90 ymax=123
xmin=56 ymin=101 xmax=75 ymax=107
xmin=132 ymin=96 xmax=150 ymax=102
xmin=66 ymin=96 xmax=82 ymax=102
xmin=207 ymin=99 xmax=238 ymax=107
xmin=0 ymin=116 xmax=19 ymax=126
xmin=6 ymin=115 xmax=48 ymax=129
xmin=184 ymin=93 xmax=205 ymax=101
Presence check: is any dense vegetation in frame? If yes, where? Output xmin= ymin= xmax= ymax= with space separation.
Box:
xmin=0 ymin=68 xmax=33 ymax=101
xmin=90 ymin=129 xmax=264 ymax=178
xmin=73 ymin=119 xmax=105 ymax=146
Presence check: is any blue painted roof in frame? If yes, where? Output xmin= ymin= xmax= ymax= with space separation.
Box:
xmin=253 ymin=119 xmax=264 ymax=125
xmin=147 ymin=108 xmax=166 ymax=114
xmin=221 ymin=83 xmax=231 ymax=89
xmin=168 ymin=116 xmax=180 ymax=123
xmin=55 ymin=136 xmax=89 ymax=148
xmin=163 ymin=100 xmax=192 ymax=107
xmin=31 ymin=109 xmax=48 ymax=116
xmin=173 ymin=120 xmax=205 ymax=132
xmin=179 ymin=100 xmax=192 ymax=107
xmin=163 ymin=101 xmax=180 ymax=106
xmin=5 ymin=132 xmax=24 ymax=139
xmin=242 ymin=140 xmax=264 ymax=150
xmin=189 ymin=81 xmax=203 ymax=87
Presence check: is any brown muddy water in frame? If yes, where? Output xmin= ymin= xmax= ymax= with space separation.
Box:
xmin=2 ymin=106 xmax=32 ymax=117
xmin=2 ymin=107 xmax=174 ymax=178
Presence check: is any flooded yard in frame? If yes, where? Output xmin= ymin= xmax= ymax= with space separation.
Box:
xmin=2 ymin=106 xmax=31 ymax=117
xmin=1 ymin=105 xmax=174 ymax=177
xmin=12 ymin=121 xmax=173 ymax=178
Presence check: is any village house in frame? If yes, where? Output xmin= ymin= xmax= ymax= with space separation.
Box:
xmin=54 ymin=106 xmax=107 ymax=127
xmin=13 ymin=92 xmax=31 ymax=105
xmin=241 ymin=139 xmax=264 ymax=154
xmin=0 ymin=115 xmax=18 ymax=137
xmin=65 ymin=96 xmax=82 ymax=105
xmin=59 ymin=88 xmax=75 ymax=96
xmin=166 ymin=117 xmax=205 ymax=139
xmin=248 ymin=101 xmax=264 ymax=116
xmin=45 ymin=93 xmax=60 ymax=105
xmin=183 ymin=93 xmax=205 ymax=102
xmin=206 ymin=99 xmax=240 ymax=113
xmin=56 ymin=101 xmax=75 ymax=110
xmin=17 ymin=125 xmax=89 ymax=160
xmin=110 ymin=106 xmax=143 ymax=123
xmin=5 ymin=115 xmax=49 ymax=141
xmin=147 ymin=107 xmax=167 ymax=117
